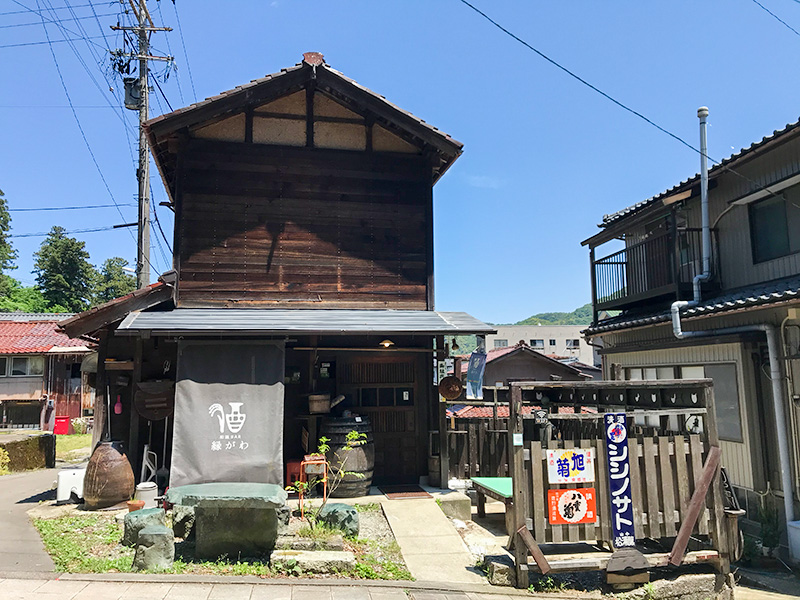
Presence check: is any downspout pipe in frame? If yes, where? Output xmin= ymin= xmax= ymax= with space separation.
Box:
xmin=694 ymin=106 xmax=712 ymax=303
xmin=672 ymin=310 xmax=796 ymax=533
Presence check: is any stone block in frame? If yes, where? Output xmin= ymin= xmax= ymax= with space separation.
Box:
xmin=275 ymin=503 xmax=290 ymax=535
xmin=276 ymin=533 xmax=344 ymax=551
xmin=123 ymin=507 xmax=166 ymax=547
xmin=437 ymin=491 xmax=472 ymax=522
xmin=194 ymin=506 xmax=279 ymax=560
xmin=271 ymin=549 xmax=356 ymax=573
xmin=133 ymin=525 xmax=174 ymax=571
xmin=317 ymin=503 xmax=359 ymax=537
xmin=484 ymin=554 xmax=516 ymax=587
xmin=172 ymin=504 xmax=195 ymax=539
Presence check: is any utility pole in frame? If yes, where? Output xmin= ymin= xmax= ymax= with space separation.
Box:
xmin=112 ymin=2 xmax=172 ymax=289
xmin=136 ymin=0 xmax=150 ymax=289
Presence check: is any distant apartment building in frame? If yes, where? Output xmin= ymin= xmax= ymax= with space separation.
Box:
xmin=484 ymin=325 xmax=597 ymax=366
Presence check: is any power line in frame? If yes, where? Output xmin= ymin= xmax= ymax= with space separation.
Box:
xmin=456 ymin=0 xmax=790 ymax=203
xmin=0 ymin=2 xmax=107 ymax=16
xmin=172 ymin=0 xmax=196 ymax=101
xmin=0 ymin=34 xmax=106 ymax=48
xmin=0 ymin=11 xmax=116 ymax=27
xmin=750 ymin=0 xmax=800 ymax=37
xmin=10 ymin=225 xmax=118 ymax=238
xmin=155 ymin=0 xmax=183 ymax=104
xmin=9 ymin=203 xmax=137 ymax=212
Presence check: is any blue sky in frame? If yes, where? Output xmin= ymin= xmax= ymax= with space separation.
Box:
xmin=2 ymin=0 xmax=800 ymax=323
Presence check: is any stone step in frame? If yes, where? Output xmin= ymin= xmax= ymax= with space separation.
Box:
xmin=271 ymin=549 xmax=356 ymax=573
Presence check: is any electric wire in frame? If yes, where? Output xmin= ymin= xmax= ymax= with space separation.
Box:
xmin=9 ymin=203 xmax=137 ymax=212
xmin=0 ymin=2 xmax=105 ymax=16
xmin=155 ymin=0 xmax=183 ymax=104
xmin=750 ymin=0 xmax=800 ymax=37
xmin=34 ymin=0 xmax=156 ymax=276
xmin=0 ymin=12 xmax=116 ymax=27
xmin=171 ymin=0 xmax=196 ymax=101
xmin=0 ymin=34 xmax=105 ymax=47
xmin=10 ymin=226 xmax=118 ymax=238
xmin=151 ymin=70 xmax=173 ymax=112
xmin=456 ymin=0 xmax=792 ymax=205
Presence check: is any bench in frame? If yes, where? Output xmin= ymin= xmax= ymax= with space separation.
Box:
xmin=471 ymin=476 xmax=514 ymax=535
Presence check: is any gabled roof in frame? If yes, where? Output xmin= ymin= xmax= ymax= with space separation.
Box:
xmin=0 ymin=317 xmax=89 ymax=354
xmin=145 ymin=53 xmax=464 ymax=199
xmin=593 ymin=116 xmax=800 ymax=231
xmin=585 ymin=273 xmax=800 ymax=335
xmin=458 ymin=342 xmax=588 ymax=378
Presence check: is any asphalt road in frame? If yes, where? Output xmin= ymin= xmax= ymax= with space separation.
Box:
xmin=0 ymin=468 xmax=57 ymax=572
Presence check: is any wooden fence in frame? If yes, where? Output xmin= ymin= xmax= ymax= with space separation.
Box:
xmin=448 ymin=419 xmax=508 ymax=479
xmin=498 ymin=380 xmax=733 ymax=587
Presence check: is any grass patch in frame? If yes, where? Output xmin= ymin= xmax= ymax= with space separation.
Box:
xmin=346 ymin=538 xmax=413 ymax=580
xmin=354 ymin=502 xmax=380 ymax=513
xmin=296 ymin=522 xmax=341 ymax=541
xmin=56 ymin=434 xmax=92 ymax=460
xmin=35 ymin=511 xmax=413 ymax=580
xmin=34 ymin=514 xmax=133 ymax=573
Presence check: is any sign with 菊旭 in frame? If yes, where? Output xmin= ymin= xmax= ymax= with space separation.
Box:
xmin=547 ymin=448 xmax=595 ymax=484
xmin=604 ymin=412 xmax=636 ymax=548
xmin=548 ymin=488 xmax=597 ymax=525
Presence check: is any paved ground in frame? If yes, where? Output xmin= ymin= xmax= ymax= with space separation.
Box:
xmin=0 ymin=578 xmax=535 ymax=600
xmin=381 ymin=497 xmax=486 ymax=585
xmin=0 ymin=468 xmax=57 ymax=572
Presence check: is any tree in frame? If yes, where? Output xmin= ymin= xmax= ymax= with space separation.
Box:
xmin=0 ymin=275 xmax=67 ymax=313
xmin=0 ymin=189 xmax=18 ymax=274
xmin=95 ymin=257 xmax=136 ymax=303
xmin=33 ymin=226 xmax=97 ymax=312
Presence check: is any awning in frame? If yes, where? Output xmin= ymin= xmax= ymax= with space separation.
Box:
xmin=117 ymin=309 xmax=495 ymax=336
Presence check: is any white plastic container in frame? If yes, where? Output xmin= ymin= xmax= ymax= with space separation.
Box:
xmin=55 ymin=467 xmax=86 ymax=505
xmin=788 ymin=520 xmax=800 ymax=561
xmin=134 ymin=481 xmax=159 ymax=509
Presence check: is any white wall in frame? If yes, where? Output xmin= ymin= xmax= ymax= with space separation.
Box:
xmin=486 ymin=325 xmax=597 ymax=366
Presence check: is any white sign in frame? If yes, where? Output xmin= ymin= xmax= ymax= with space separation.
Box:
xmin=512 ymin=433 xmax=524 ymax=447
xmin=546 ymin=448 xmax=596 ymax=484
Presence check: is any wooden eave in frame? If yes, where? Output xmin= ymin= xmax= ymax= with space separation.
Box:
xmin=58 ymin=280 xmax=175 ymax=339
xmin=145 ymin=61 xmax=463 ymax=204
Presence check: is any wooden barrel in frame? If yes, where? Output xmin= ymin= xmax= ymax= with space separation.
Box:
xmin=320 ymin=417 xmax=374 ymax=498
xmin=83 ymin=441 xmax=135 ymax=509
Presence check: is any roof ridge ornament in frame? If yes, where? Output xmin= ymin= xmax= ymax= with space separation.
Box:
xmin=302 ymin=52 xmax=324 ymax=67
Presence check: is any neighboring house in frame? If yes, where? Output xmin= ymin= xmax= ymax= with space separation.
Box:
xmin=581 ymin=115 xmax=800 ymax=535
xmin=458 ymin=341 xmax=591 ymax=386
xmin=0 ymin=313 xmax=91 ymax=430
xmin=486 ymin=325 xmax=598 ymax=366
xmin=61 ymin=53 xmax=493 ymax=490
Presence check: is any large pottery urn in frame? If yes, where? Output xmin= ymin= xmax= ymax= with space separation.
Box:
xmin=83 ymin=441 xmax=136 ymax=509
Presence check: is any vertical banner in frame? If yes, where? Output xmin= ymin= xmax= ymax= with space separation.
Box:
xmin=465 ymin=350 xmax=487 ymax=400
xmin=604 ymin=413 xmax=636 ymax=548
xmin=171 ymin=341 xmax=285 ymax=487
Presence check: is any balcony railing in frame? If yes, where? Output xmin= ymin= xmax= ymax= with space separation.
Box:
xmin=592 ymin=228 xmax=715 ymax=312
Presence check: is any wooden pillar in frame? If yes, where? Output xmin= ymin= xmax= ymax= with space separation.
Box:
xmin=128 ymin=337 xmax=143 ymax=481
xmin=589 ymin=246 xmax=598 ymax=325
xmin=509 ymin=383 xmax=529 ymax=587
xmin=91 ymin=330 xmax=109 ymax=449
xmin=703 ymin=382 xmax=730 ymax=573
xmin=436 ymin=335 xmax=449 ymax=489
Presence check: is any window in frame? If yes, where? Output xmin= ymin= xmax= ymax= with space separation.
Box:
xmin=566 ymin=339 xmax=580 ymax=348
xmin=0 ymin=357 xmax=6 ymax=377
xmin=750 ymin=192 xmax=800 ymax=263
xmin=11 ymin=356 xmax=44 ymax=377
xmin=494 ymin=339 xmax=508 ymax=349
xmin=530 ymin=339 xmax=544 ymax=349
xmin=549 ymin=339 xmax=556 ymax=346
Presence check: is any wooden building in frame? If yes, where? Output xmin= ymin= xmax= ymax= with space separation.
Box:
xmin=61 ymin=53 xmax=493 ymax=489
xmin=581 ymin=115 xmax=800 ymax=552
xmin=0 ymin=313 xmax=91 ymax=430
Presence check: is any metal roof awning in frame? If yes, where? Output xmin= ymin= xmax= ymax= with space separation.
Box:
xmin=117 ymin=309 xmax=496 ymax=336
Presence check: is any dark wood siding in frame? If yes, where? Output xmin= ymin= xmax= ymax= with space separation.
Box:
xmin=176 ymin=140 xmax=433 ymax=308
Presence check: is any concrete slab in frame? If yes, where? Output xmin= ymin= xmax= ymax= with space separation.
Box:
xmin=382 ymin=498 xmax=486 ymax=586
xmin=366 ymin=590 xmax=409 ymax=600
xmin=293 ymin=584 xmax=331 ymax=600
xmin=71 ymin=581 xmax=133 ymax=600
xmin=0 ymin=469 xmax=57 ymax=572
xmin=164 ymin=582 xmax=214 ymax=600
xmin=331 ymin=585 xmax=370 ymax=600
xmin=250 ymin=585 xmax=293 ymax=600
xmin=207 ymin=583 xmax=253 ymax=600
